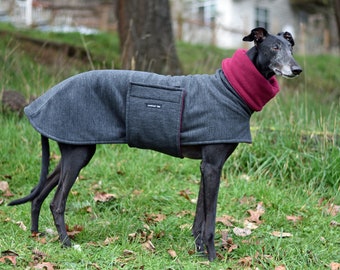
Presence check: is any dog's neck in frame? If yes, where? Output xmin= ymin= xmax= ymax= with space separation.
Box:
xmin=246 ymin=47 xmax=275 ymax=80
xmin=221 ymin=49 xmax=280 ymax=111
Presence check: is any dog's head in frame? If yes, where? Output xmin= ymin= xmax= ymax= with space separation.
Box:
xmin=243 ymin=27 xmax=302 ymax=79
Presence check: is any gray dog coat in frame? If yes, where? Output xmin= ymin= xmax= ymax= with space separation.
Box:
xmin=24 ymin=50 xmax=280 ymax=157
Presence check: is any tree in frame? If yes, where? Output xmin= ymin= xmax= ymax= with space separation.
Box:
xmin=334 ymin=0 xmax=340 ymax=42
xmin=116 ymin=0 xmax=182 ymax=75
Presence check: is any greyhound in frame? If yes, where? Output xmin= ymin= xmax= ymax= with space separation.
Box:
xmin=9 ymin=27 xmax=302 ymax=261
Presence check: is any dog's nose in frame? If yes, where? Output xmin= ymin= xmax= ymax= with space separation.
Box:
xmin=292 ymin=66 xmax=302 ymax=75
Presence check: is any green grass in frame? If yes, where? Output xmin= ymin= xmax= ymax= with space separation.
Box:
xmin=0 ymin=24 xmax=339 ymax=269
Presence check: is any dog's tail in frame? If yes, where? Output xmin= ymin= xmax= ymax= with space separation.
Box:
xmin=8 ymin=135 xmax=50 ymax=206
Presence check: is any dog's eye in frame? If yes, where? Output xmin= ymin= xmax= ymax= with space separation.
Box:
xmin=273 ymin=44 xmax=280 ymax=51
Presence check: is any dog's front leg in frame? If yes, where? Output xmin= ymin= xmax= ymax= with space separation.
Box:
xmin=192 ymin=143 xmax=237 ymax=261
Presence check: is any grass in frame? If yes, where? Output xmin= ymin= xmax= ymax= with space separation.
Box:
xmin=0 ymin=24 xmax=339 ymax=269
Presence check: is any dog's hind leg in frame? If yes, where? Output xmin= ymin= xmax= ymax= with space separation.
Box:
xmin=31 ymin=162 xmax=61 ymax=233
xmin=50 ymin=143 xmax=96 ymax=247
xmin=192 ymin=143 xmax=237 ymax=261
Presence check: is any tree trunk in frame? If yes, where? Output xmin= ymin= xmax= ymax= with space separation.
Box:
xmin=334 ymin=0 xmax=340 ymax=45
xmin=116 ymin=0 xmax=182 ymax=75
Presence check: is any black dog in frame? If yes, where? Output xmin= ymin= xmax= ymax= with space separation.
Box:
xmin=9 ymin=27 xmax=302 ymax=261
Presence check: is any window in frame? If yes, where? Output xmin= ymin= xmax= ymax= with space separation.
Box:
xmin=255 ymin=7 xmax=269 ymax=29
xmin=193 ymin=0 xmax=216 ymax=25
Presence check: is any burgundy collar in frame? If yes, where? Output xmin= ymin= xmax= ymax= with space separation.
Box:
xmin=221 ymin=49 xmax=280 ymax=111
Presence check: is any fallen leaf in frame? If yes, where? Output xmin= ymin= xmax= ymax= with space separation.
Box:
xmin=0 ymin=181 xmax=9 ymax=192
xmin=271 ymin=231 xmax=293 ymax=238
xmin=94 ymin=192 xmax=117 ymax=202
xmin=0 ymin=181 xmax=13 ymax=197
xmin=16 ymin=221 xmax=27 ymax=231
xmin=179 ymin=189 xmax=193 ymax=201
xmin=243 ymin=220 xmax=259 ymax=230
xmin=33 ymin=262 xmax=55 ymax=269
xmin=66 ymin=224 xmax=83 ymax=238
xmin=247 ymin=202 xmax=265 ymax=224
xmin=233 ymin=227 xmax=252 ymax=237
xmin=168 ymin=249 xmax=177 ymax=258
xmin=128 ymin=228 xmax=153 ymax=243
xmin=238 ymin=256 xmax=253 ymax=267
xmin=326 ymin=204 xmax=340 ymax=216
xmin=0 ymin=255 xmax=17 ymax=265
xmin=176 ymin=210 xmax=193 ymax=217
xmin=220 ymin=230 xmax=238 ymax=253
xmin=32 ymin=249 xmax=47 ymax=257
xmin=0 ymin=250 xmax=18 ymax=266
xmin=216 ymin=215 xmax=235 ymax=227
xmin=103 ymin=236 xmax=119 ymax=245
xmin=30 ymin=233 xmax=47 ymax=244
xmin=142 ymin=240 xmax=155 ymax=252
xmin=144 ymin=213 xmax=166 ymax=224
xmin=275 ymin=265 xmax=286 ymax=270
xmin=286 ymin=215 xmax=303 ymax=223
xmin=330 ymin=262 xmax=340 ymax=270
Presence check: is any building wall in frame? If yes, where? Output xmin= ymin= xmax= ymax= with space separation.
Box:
xmin=172 ymin=0 xmax=298 ymax=49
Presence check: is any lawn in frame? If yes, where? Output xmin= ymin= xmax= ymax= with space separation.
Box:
xmin=0 ymin=24 xmax=339 ymax=269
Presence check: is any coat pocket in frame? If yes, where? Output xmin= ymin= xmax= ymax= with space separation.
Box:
xmin=126 ymin=82 xmax=185 ymax=157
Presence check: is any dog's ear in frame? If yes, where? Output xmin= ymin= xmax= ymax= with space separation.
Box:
xmin=278 ymin=31 xmax=295 ymax=47
xmin=243 ymin=27 xmax=268 ymax=44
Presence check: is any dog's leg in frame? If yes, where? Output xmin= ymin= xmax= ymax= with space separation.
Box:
xmin=50 ymin=144 xmax=96 ymax=246
xmin=31 ymin=162 xmax=61 ymax=233
xmin=192 ymin=143 xmax=237 ymax=261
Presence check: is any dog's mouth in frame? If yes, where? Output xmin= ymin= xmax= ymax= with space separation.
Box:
xmin=273 ymin=68 xmax=299 ymax=79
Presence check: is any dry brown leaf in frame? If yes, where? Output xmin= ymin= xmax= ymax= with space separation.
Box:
xmin=286 ymin=215 xmax=303 ymax=223
xmin=123 ymin=249 xmax=135 ymax=256
xmin=330 ymin=262 xmax=340 ymax=270
xmin=142 ymin=240 xmax=155 ymax=252
xmin=176 ymin=210 xmax=193 ymax=217
xmin=32 ymin=249 xmax=48 ymax=260
xmin=16 ymin=221 xmax=27 ymax=231
xmin=275 ymin=265 xmax=286 ymax=270
xmin=0 ymin=250 xmax=18 ymax=266
xmin=168 ymin=249 xmax=177 ymax=258
xmin=0 ymin=256 xmax=17 ymax=265
xmin=103 ymin=236 xmax=119 ymax=245
xmin=144 ymin=213 xmax=166 ymax=224
xmin=31 ymin=233 xmax=47 ymax=244
xmin=238 ymin=256 xmax=253 ymax=267
xmin=243 ymin=220 xmax=259 ymax=230
xmin=233 ymin=227 xmax=252 ymax=237
xmin=33 ymin=262 xmax=55 ymax=270
xmin=94 ymin=192 xmax=117 ymax=202
xmin=0 ymin=181 xmax=9 ymax=192
xmin=247 ymin=202 xmax=265 ymax=224
xmin=216 ymin=215 xmax=235 ymax=227
xmin=271 ymin=231 xmax=293 ymax=238
xmin=220 ymin=230 xmax=238 ymax=253
xmin=0 ymin=181 xmax=13 ymax=197
xmin=179 ymin=189 xmax=193 ymax=201
xmin=66 ymin=224 xmax=83 ymax=238
xmin=326 ymin=204 xmax=340 ymax=216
